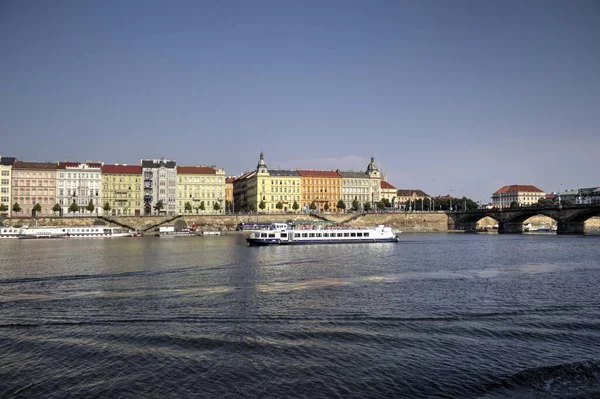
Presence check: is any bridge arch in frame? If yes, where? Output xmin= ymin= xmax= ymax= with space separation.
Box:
xmin=565 ymin=208 xmax=600 ymax=224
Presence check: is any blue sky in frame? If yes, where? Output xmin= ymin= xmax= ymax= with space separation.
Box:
xmin=1 ymin=0 xmax=598 ymax=201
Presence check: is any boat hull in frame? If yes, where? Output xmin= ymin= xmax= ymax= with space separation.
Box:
xmin=246 ymin=237 xmax=399 ymax=246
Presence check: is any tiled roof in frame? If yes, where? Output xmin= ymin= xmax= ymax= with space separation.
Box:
xmin=57 ymin=162 xmax=102 ymax=169
xmin=297 ymin=170 xmax=341 ymax=178
xmin=380 ymin=181 xmax=396 ymax=190
xmin=14 ymin=161 xmax=57 ymax=170
xmin=102 ymin=164 xmax=142 ymax=174
xmin=397 ymin=189 xmax=430 ymax=197
xmin=226 ymin=177 xmax=235 ymax=184
xmin=141 ymin=159 xmax=176 ymax=168
xmin=339 ymin=171 xmax=369 ymax=178
xmin=269 ymin=169 xmax=300 ymax=177
xmin=177 ymin=166 xmax=216 ymax=174
xmin=494 ymin=184 xmax=544 ymax=194
xmin=0 ymin=157 xmax=17 ymax=166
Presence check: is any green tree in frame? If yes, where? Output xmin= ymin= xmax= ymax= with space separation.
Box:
xmin=309 ymin=201 xmax=317 ymax=211
xmin=213 ymin=201 xmax=221 ymax=211
xmin=33 ymin=203 xmax=42 ymax=214
xmin=337 ymin=199 xmax=346 ymax=210
xmin=12 ymin=203 xmax=21 ymax=214
xmin=324 ymin=202 xmax=330 ymax=211
xmin=510 ymin=201 xmax=519 ymax=209
xmin=292 ymin=200 xmax=299 ymax=211
xmin=53 ymin=203 xmax=61 ymax=214
xmin=276 ymin=201 xmax=283 ymax=210
xmin=87 ymin=200 xmax=95 ymax=213
xmin=0 ymin=203 xmax=8 ymax=213
xmin=103 ymin=202 xmax=111 ymax=214
xmin=351 ymin=198 xmax=359 ymax=211
xmin=259 ymin=200 xmax=266 ymax=211
xmin=248 ymin=203 xmax=257 ymax=212
xmin=380 ymin=198 xmax=391 ymax=208
xmin=199 ymin=201 xmax=205 ymax=211
xmin=363 ymin=202 xmax=372 ymax=211
xmin=69 ymin=201 xmax=79 ymax=213
xmin=184 ymin=202 xmax=193 ymax=213
xmin=153 ymin=200 xmax=164 ymax=213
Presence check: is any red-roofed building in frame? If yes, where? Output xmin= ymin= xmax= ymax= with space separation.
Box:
xmin=297 ymin=169 xmax=342 ymax=211
xmin=57 ymin=161 xmax=103 ymax=215
xmin=176 ymin=165 xmax=226 ymax=214
xmin=380 ymin=181 xmax=397 ymax=207
xmin=11 ymin=161 xmax=58 ymax=216
xmin=492 ymin=184 xmax=545 ymax=208
xmin=101 ymin=164 xmax=143 ymax=216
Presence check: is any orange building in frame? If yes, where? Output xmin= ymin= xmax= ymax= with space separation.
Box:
xmin=225 ymin=177 xmax=234 ymax=212
xmin=297 ymin=170 xmax=342 ymax=211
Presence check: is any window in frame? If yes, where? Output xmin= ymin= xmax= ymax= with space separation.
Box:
xmin=364 ymin=232 xmax=369 ymax=237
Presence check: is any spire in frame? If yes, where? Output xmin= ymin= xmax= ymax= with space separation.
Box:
xmin=257 ymin=151 xmax=268 ymax=173
xmin=366 ymin=156 xmax=378 ymax=173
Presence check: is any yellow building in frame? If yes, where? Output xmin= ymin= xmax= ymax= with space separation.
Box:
xmin=101 ymin=164 xmax=143 ymax=216
xmin=233 ymin=152 xmax=301 ymax=213
xmin=0 ymin=156 xmax=16 ymax=217
xmin=380 ymin=181 xmax=398 ymax=207
xmin=298 ymin=169 xmax=342 ymax=212
xmin=176 ymin=166 xmax=226 ymax=214
xmin=225 ymin=177 xmax=234 ymax=212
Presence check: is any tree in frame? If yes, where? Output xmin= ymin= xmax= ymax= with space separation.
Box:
xmin=248 ymin=203 xmax=257 ymax=212
xmin=12 ymin=203 xmax=21 ymax=214
xmin=213 ymin=201 xmax=221 ymax=211
xmin=199 ymin=201 xmax=205 ymax=211
xmin=87 ymin=199 xmax=95 ymax=213
xmin=184 ymin=202 xmax=193 ymax=213
xmin=103 ymin=202 xmax=111 ymax=214
xmin=337 ymin=199 xmax=346 ymax=210
xmin=259 ymin=200 xmax=266 ymax=211
xmin=69 ymin=201 xmax=79 ymax=213
xmin=154 ymin=200 xmax=164 ymax=213
xmin=53 ymin=203 xmax=61 ymax=215
xmin=380 ymin=198 xmax=391 ymax=208
xmin=309 ymin=201 xmax=317 ymax=211
xmin=0 ymin=203 xmax=8 ymax=213
xmin=510 ymin=201 xmax=519 ymax=209
xmin=324 ymin=202 xmax=330 ymax=211
xmin=351 ymin=198 xmax=359 ymax=211
xmin=276 ymin=201 xmax=283 ymax=210
xmin=363 ymin=202 xmax=372 ymax=211
xmin=292 ymin=200 xmax=299 ymax=211
xmin=33 ymin=203 xmax=42 ymax=214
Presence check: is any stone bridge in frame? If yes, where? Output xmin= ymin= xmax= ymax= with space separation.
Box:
xmin=448 ymin=204 xmax=600 ymax=234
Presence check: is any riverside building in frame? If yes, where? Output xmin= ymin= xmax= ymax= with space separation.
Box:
xmin=101 ymin=164 xmax=143 ymax=216
xmin=297 ymin=169 xmax=342 ymax=212
xmin=142 ymin=159 xmax=177 ymax=215
xmin=0 ymin=156 xmax=17 ymax=217
xmin=11 ymin=161 xmax=57 ymax=216
xmin=176 ymin=165 xmax=226 ymax=214
xmin=492 ymin=184 xmax=545 ymax=208
xmin=57 ymin=162 xmax=103 ymax=215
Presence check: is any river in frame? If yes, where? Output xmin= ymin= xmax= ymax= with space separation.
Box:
xmin=1 ymin=234 xmax=599 ymax=398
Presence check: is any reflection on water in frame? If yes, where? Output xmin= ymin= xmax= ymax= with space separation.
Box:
xmin=1 ymin=234 xmax=600 ymax=398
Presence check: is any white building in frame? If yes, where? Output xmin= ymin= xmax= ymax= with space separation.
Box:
xmin=57 ymin=162 xmax=103 ymax=215
xmin=142 ymin=159 xmax=177 ymax=215
xmin=339 ymin=157 xmax=381 ymax=209
xmin=0 ymin=156 xmax=17 ymax=217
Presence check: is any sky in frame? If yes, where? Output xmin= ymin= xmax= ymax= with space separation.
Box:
xmin=1 ymin=0 xmax=598 ymax=202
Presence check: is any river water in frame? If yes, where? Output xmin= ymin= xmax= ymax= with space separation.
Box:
xmin=0 ymin=234 xmax=599 ymax=398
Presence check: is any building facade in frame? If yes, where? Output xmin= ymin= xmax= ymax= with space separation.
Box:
xmin=142 ymin=159 xmax=177 ymax=215
xmin=397 ymin=189 xmax=430 ymax=205
xmin=225 ymin=177 xmax=234 ymax=212
xmin=11 ymin=161 xmax=57 ymax=216
xmin=340 ymin=171 xmax=372 ymax=209
xmin=492 ymin=184 xmax=545 ymax=208
xmin=380 ymin=181 xmax=398 ymax=207
xmin=297 ymin=169 xmax=342 ymax=212
xmin=0 ymin=156 xmax=17 ymax=217
xmin=57 ymin=162 xmax=103 ymax=215
xmin=101 ymin=164 xmax=143 ymax=216
xmin=176 ymin=166 xmax=226 ymax=214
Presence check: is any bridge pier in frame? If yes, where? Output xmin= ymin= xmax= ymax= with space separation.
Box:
xmin=498 ymin=222 xmax=523 ymax=234
xmin=557 ymin=221 xmax=585 ymax=235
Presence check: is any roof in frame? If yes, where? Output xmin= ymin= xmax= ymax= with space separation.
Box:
xmin=141 ymin=159 xmax=176 ymax=168
xmin=102 ymin=164 xmax=142 ymax=174
xmin=0 ymin=157 xmax=17 ymax=166
xmin=13 ymin=161 xmax=57 ymax=170
xmin=494 ymin=184 xmax=544 ymax=194
xmin=397 ymin=189 xmax=430 ymax=197
xmin=546 ymin=193 xmax=557 ymax=200
xmin=57 ymin=162 xmax=102 ymax=169
xmin=226 ymin=177 xmax=235 ymax=184
xmin=177 ymin=166 xmax=216 ymax=175
xmin=297 ymin=170 xmax=341 ymax=178
xmin=339 ymin=171 xmax=369 ymax=178
xmin=380 ymin=181 xmax=396 ymax=190
xmin=269 ymin=169 xmax=300 ymax=177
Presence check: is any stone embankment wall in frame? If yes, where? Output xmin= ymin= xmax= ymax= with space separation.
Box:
xmin=344 ymin=212 xmax=449 ymax=232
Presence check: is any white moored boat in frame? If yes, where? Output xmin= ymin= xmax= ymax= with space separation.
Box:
xmin=0 ymin=227 xmax=22 ymax=239
xmin=18 ymin=226 xmax=137 ymax=239
xmin=246 ymin=223 xmax=399 ymax=246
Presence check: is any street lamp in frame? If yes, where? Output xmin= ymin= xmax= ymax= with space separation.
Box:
xmin=449 ymin=189 xmax=453 ymax=211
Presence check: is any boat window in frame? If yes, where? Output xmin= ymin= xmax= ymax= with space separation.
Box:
xmin=364 ymin=232 xmax=369 ymax=237
xmin=302 ymin=233 xmax=308 ymax=237
xmin=294 ymin=233 xmax=300 ymax=237
xmin=357 ymin=232 xmax=363 ymax=237
xmin=261 ymin=233 xmax=267 ymax=237
xmin=268 ymin=233 xmax=275 ymax=238
xmin=344 ymin=233 xmax=349 ymax=237
xmin=309 ymin=233 xmax=315 ymax=237
xmin=281 ymin=233 xmax=287 ymax=238
xmin=337 ymin=233 xmax=343 ymax=237
xmin=316 ymin=233 xmax=322 ymax=237
xmin=350 ymin=232 xmax=356 ymax=237
xmin=323 ymin=233 xmax=329 ymax=237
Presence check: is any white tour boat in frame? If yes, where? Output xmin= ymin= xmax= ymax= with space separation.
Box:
xmin=18 ymin=226 xmax=137 ymax=239
xmin=246 ymin=223 xmax=399 ymax=246
xmin=0 ymin=226 xmax=22 ymax=239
